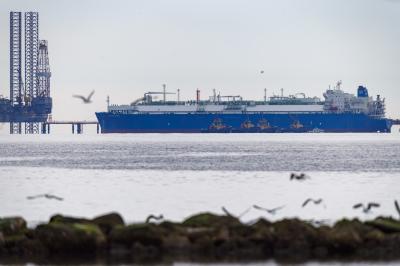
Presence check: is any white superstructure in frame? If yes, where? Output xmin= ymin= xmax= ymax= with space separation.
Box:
xmin=323 ymin=81 xmax=385 ymax=117
xmin=107 ymin=82 xmax=385 ymax=117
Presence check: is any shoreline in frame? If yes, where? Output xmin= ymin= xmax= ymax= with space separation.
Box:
xmin=1 ymin=212 xmax=400 ymax=264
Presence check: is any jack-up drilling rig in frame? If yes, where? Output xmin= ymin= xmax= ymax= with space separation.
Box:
xmin=0 ymin=11 xmax=52 ymax=134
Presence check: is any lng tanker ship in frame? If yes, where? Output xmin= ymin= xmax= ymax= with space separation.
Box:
xmin=95 ymin=82 xmax=392 ymax=133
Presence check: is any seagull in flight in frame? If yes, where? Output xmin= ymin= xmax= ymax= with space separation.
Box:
xmin=290 ymin=173 xmax=310 ymax=181
xmin=27 ymin=194 xmax=63 ymax=201
xmin=73 ymin=90 xmax=95 ymax=104
xmin=302 ymin=198 xmax=323 ymax=208
xmin=395 ymin=200 xmax=400 ymax=218
xmin=222 ymin=206 xmax=252 ymax=219
xmin=253 ymin=204 xmax=285 ymax=215
xmin=353 ymin=202 xmax=380 ymax=213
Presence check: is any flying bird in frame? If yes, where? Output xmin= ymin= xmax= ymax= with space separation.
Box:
xmin=238 ymin=206 xmax=252 ymax=218
xmin=302 ymin=198 xmax=323 ymax=208
xmin=394 ymin=200 xmax=400 ymax=218
xmin=27 ymin=194 xmax=63 ymax=201
xmin=353 ymin=202 xmax=380 ymax=213
xmin=253 ymin=204 xmax=285 ymax=215
xmin=260 ymin=70 xmax=264 ymax=74
xmin=222 ymin=206 xmax=235 ymax=217
xmin=222 ymin=206 xmax=252 ymax=219
xmin=290 ymin=173 xmax=310 ymax=181
xmin=73 ymin=90 xmax=95 ymax=104
xmin=145 ymin=214 xmax=164 ymax=223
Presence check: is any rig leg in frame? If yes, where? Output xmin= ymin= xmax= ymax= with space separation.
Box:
xmin=96 ymin=123 xmax=99 ymax=134
xmin=77 ymin=123 xmax=82 ymax=134
xmin=41 ymin=123 xmax=47 ymax=134
xmin=72 ymin=124 xmax=75 ymax=134
xmin=47 ymin=123 xmax=50 ymax=134
xmin=10 ymin=122 xmax=22 ymax=134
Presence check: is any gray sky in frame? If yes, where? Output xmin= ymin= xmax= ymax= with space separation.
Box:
xmin=0 ymin=0 xmax=399 ymax=120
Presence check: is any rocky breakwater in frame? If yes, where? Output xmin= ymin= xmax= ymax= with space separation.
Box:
xmin=1 ymin=212 xmax=400 ymax=263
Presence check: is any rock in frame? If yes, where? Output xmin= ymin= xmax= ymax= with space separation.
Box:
xmin=188 ymin=231 xmax=214 ymax=254
xmin=49 ymin=214 xmax=91 ymax=224
xmin=366 ymin=217 xmax=400 ymax=233
xmin=0 ymin=232 xmax=4 ymax=251
xmin=92 ymin=212 xmax=125 ymax=234
xmin=158 ymin=221 xmax=190 ymax=252
xmin=50 ymin=213 xmax=124 ymax=235
xmin=0 ymin=217 xmax=27 ymax=236
xmin=162 ymin=234 xmax=190 ymax=251
xmin=272 ymin=219 xmax=318 ymax=259
xmin=364 ymin=229 xmax=386 ymax=244
xmin=313 ymin=245 xmax=329 ymax=258
xmin=252 ymin=218 xmax=273 ymax=228
xmin=3 ymin=212 xmax=400 ymax=261
xmin=110 ymin=223 xmax=164 ymax=260
xmin=158 ymin=221 xmax=182 ymax=231
xmin=185 ymin=226 xmax=216 ymax=254
xmin=213 ymin=224 xmax=264 ymax=260
xmin=250 ymin=218 xmax=274 ymax=241
xmin=182 ymin=212 xmax=241 ymax=228
xmin=381 ymin=233 xmax=400 ymax=255
xmin=325 ymin=219 xmax=366 ymax=253
xmin=131 ymin=242 xmax=161 ymax=261
xmin=186 ymin=221 xmax=263 ymax=259
xmin=35 ymin=222 xmax=106 ymax=253
xmin=336 ymin=218 xmax=375 ymax=233
xmin=110 ymin=223 xmax=164 ymax=248
xmin=2 ymin=231 xmax=46 ymax=256
xmin=249 ymin=219 xmax=275 ymax=255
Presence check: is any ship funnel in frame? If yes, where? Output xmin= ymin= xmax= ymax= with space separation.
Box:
xmin=357 ymin=86 xmax=368 ymax=97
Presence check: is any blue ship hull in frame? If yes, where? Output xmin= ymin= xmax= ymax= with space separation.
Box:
xmin=95 ymin=112 xmax=392 ymax=133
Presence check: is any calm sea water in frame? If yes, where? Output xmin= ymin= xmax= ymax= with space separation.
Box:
xmin=1 ymin=126 xmax=400 ymax=265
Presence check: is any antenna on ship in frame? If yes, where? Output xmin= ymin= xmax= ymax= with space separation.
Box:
xmin=213 ymin=89 xmax=216 ymax=102
xmin=281 ymin=88 xmax=284 ymax=97
xmin=177 ymin=89 xmax=180 ymax=103
xmin=106 ymin=95 xmax=110 ymax=111
xmin=196 ymin=89 xmax=200 ymax=103
xmin=336 ymin=80 xmax=342 ymax=90
xmin=264 ymin=88 xmax=267 ymax=102
xmin=163 ymin=84 xmax=167 ymax=103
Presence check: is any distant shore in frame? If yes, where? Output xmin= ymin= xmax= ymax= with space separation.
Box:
xmin=1 ymin=212 xmax=400 ymax=264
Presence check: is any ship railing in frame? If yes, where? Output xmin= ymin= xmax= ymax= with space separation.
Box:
xmin=131 ymin=100 xmax=326 ymax=106
xmin=128 ymin=110 xmax=327 ymax=115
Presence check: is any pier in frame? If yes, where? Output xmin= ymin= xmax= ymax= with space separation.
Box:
xmin=41 ymin=121 xmax=100 ymax=134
